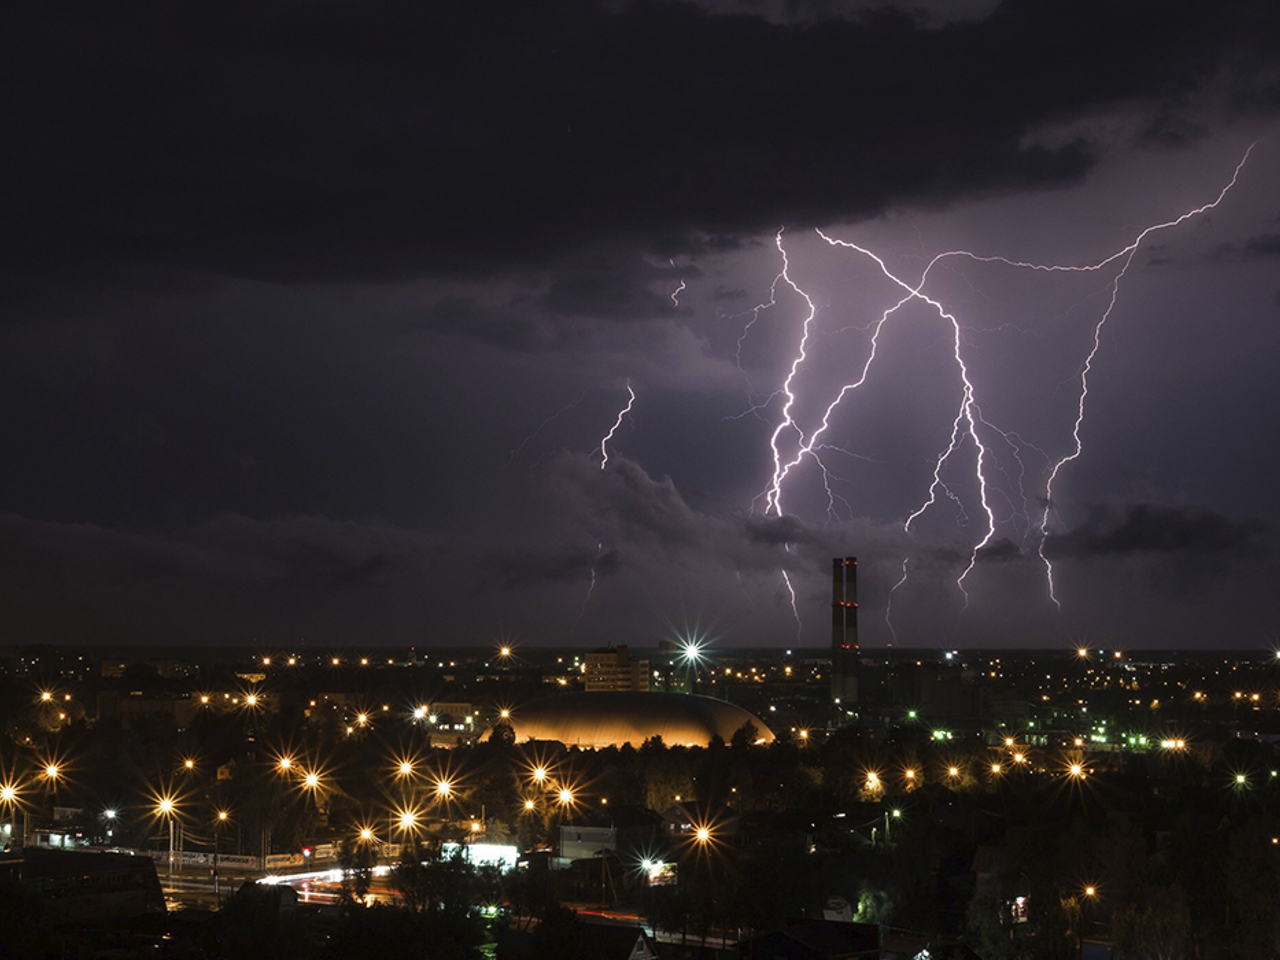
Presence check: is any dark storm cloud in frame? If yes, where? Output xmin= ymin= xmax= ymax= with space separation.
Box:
xmin=1207 ymin=232 xmax=1280 ymax=262
xmin=415 ymin=296 xmax=545 ymax=350
xmin=974 ymin=538 xmax=1023 ymax=562
xmin=1244 ymin=233 xmax=1280 ymax=257
xmin=744 ymin=514 xmax=823 ymax=545
xmin=6 ymin=0 xmax=1278 ymax=290
xmin=0 ymin=511 xmax=450 ymax=643
xmin=484 ymin=547 xmax=621 ymax=591
xmin=541 ymin=259 xmax=695 ymax=320
xmin=1046 ymin=504 xmax=1270 ymax=560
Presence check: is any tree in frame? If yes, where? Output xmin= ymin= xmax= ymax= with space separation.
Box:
xmin=336 ymin=836 xmax=377 ymax=905
xmin=731 ymin=722 xmax=759 ymax=751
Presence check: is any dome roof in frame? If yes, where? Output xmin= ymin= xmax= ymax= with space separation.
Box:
xmin=502 ymin=691 xmax=775 ymax=749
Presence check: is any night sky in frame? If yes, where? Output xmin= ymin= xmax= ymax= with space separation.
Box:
xmin=3 ymin=0 xmax=1280 ymax=649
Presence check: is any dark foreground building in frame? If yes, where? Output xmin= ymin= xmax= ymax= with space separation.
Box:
xmin=0 ymin=847 xmax=165 ymax=925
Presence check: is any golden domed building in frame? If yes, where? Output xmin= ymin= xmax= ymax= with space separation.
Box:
xmin=498 ymin=691 xmax=774 ymax=749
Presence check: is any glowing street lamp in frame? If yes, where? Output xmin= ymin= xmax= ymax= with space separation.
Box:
xmin=523 ymin=798 xmax=536 ymax=812
xmin=557 ymin=787 xmax=575 ymax=807
xmin=0 ymin=782 xmax=20 ymax=842
xmin=155 ymin=796 xmax=178 ymax=880
xmin=397 ymin=760 xmax=415 ymax=778
xmin=435 ymin=779 xmax=453 ymax=801
xmin=679 ymin=640 xmax=705 ymax=666
xmin=213 ymin=810 xmax=230 ymax=901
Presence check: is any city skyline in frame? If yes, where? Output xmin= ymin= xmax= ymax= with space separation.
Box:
xmin=3 ymin=1 xmax=1280 ymax=648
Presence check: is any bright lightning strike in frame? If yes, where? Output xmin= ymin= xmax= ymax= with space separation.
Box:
xmin=599 ymin=382 xmax=636 ymax=470
xmin=669 ymin=258 xmax=686 ymax=307
xmin=752 ymin=145 xmax=1254 ymax=630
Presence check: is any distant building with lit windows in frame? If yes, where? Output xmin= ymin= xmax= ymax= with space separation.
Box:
xmin=584 ymin=645 xmax=649 ymax=693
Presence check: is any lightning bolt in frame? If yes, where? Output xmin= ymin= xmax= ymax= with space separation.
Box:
xmin=574 ymin=542 xmax=605 ymax=632
xmin=1035 ymin=145 xmax=1253 ymax=605
xmin=753 ymin=145 xmax=1253 ymax=634
xmin=669 ymin=258 xmax=687 ymax=308
xmin=599 ymin=382 xmax=636 ymax=470
xmin=505 ymin=386 xmax=592 ymax=468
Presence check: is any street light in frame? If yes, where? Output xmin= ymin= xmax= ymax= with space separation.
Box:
xmin=0 ymin=782 xmax=20 ymax=845
xmin=155 ymin=796 xmax=178 ymax=881
xmin=213 ymin=810 xmax=230 ymax=902
xmin=395 ymin=808 xmax=419 ymax=835
xmin=884 ymin=808 xmax=902 ymax=845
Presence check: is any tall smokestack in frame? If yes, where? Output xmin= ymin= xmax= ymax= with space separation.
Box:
xmin=831 ymin=556 xmax=859 ymax=707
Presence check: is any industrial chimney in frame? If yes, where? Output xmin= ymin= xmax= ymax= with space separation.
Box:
xmin=831 ymin=556 xmax=859 ymax=706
